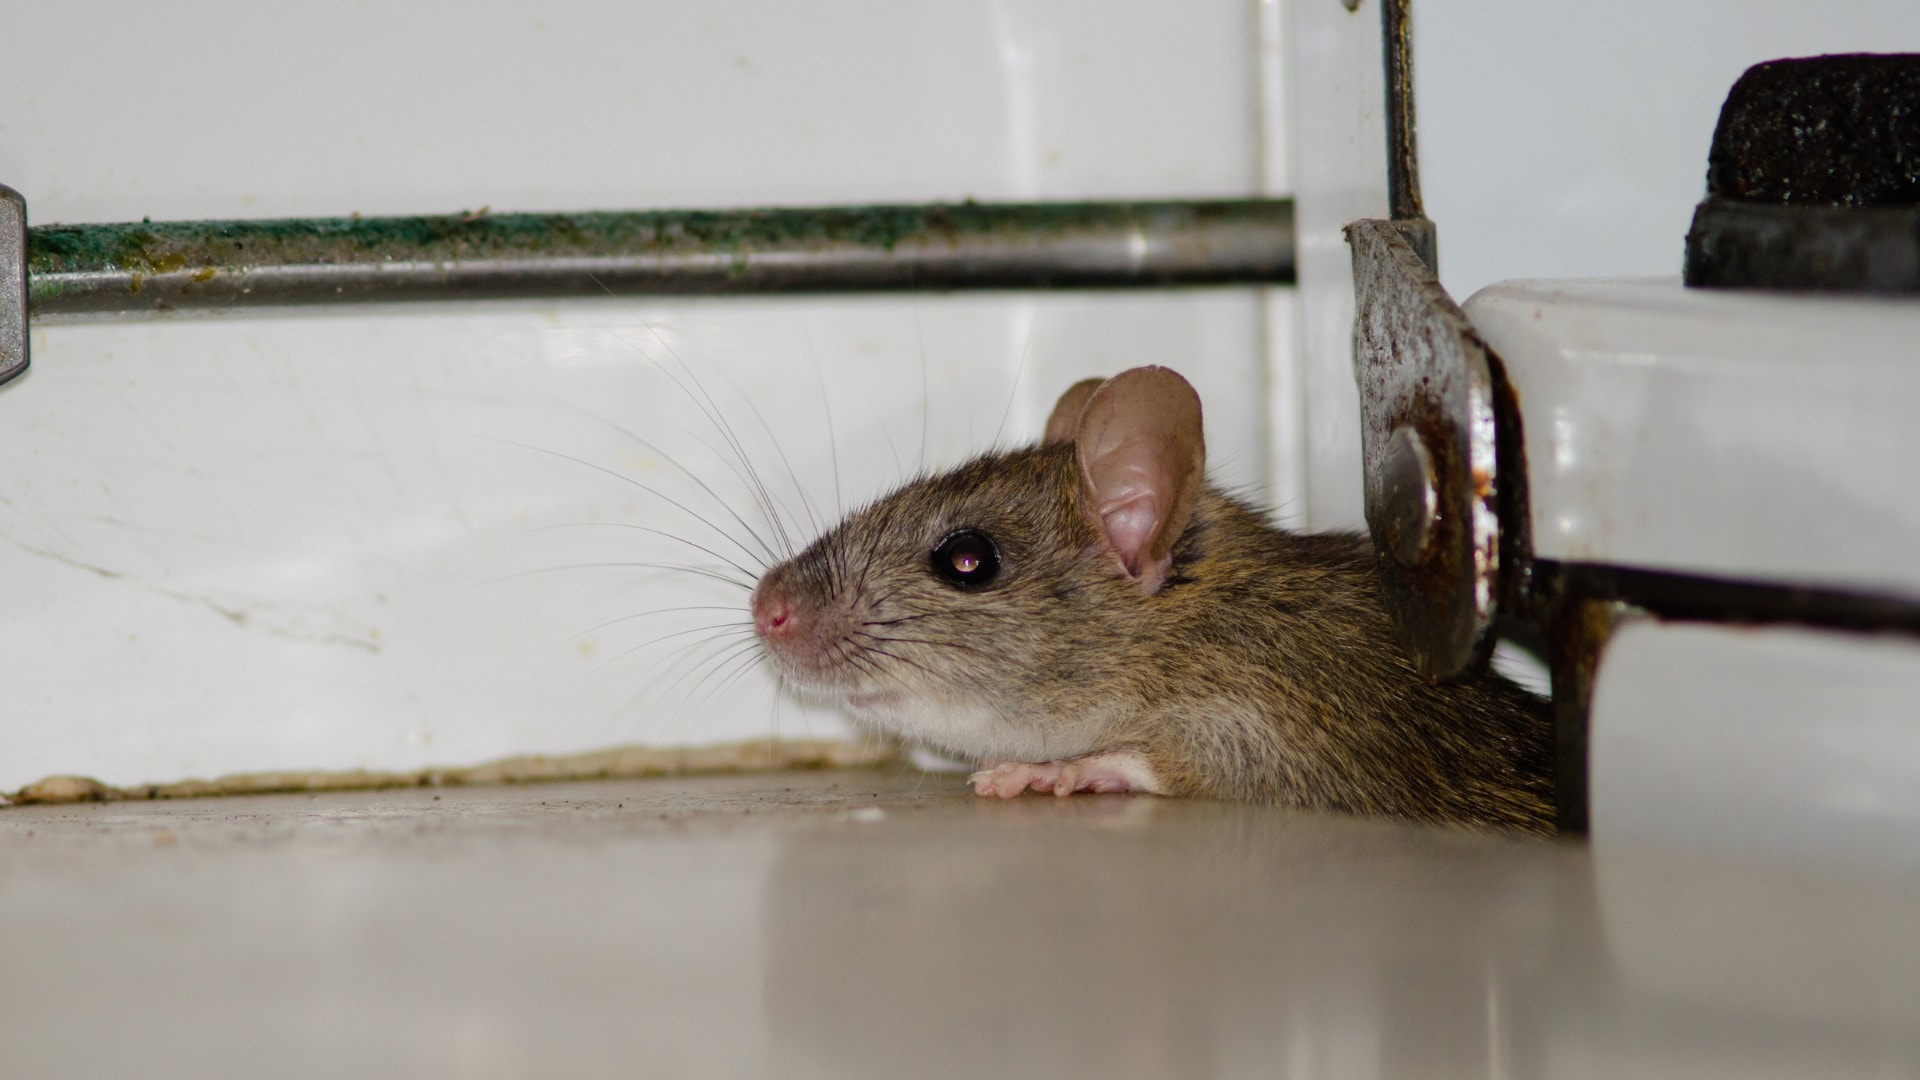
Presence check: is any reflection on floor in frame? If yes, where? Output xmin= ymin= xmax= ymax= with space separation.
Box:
xmin=3 ymin=770 xmax=1916 ymax=1079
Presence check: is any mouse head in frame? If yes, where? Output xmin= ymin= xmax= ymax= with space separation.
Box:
xmin=750 ymin=366 xmax=1206 ymax=759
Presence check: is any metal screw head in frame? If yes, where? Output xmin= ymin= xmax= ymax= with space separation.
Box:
xmin=1381 ymin=425 xmax=1438 ymax=566
xmin=0 ymin=184 xmax=26 ymax=387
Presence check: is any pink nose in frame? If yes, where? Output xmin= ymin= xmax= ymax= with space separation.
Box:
xmin=752 ymin=585 xmax=796 ymax=639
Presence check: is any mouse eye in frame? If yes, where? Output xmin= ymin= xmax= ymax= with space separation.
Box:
xmin=931 ymin=529 xmax=1000 ymax=588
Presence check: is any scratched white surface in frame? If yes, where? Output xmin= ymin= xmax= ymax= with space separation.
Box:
xmin=0 ymin=0 xmax=1262 ymax=222
xmin=1285 ymin=0 xmax=1387 ymax=534
xmin=2 ymin=293 xmax=1267 ymax=788
xmin=0 ymin=0 xmax=1279 ymax=787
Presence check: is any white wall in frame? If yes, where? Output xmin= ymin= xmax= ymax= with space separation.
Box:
xmin=0 ymin=0 xmax=1285 ymax=788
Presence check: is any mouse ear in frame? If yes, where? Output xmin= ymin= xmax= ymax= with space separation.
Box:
xmin=1073 ymin=366 xmax=1205 ymax=595
xmin=1041 ymin=377 xmax=1105 ymax=445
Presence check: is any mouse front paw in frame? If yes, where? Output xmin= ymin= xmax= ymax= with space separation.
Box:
xmin=968 ymin=752 xmax=1158 ymax=799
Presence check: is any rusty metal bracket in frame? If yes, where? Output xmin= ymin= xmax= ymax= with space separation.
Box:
xmin=1347 ymin=217 xmax=1502 ymax=679
xmin=1348 ymin=0 xmax=1495 ymax=679
xmin=0 ymin=185 xmax=27 ymax=385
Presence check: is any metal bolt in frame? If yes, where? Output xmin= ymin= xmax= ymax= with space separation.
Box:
xmin=0 ymin=185 xmax=26 ymax=387
xmin=1381 ymin=425 xmax=1438 ymax=566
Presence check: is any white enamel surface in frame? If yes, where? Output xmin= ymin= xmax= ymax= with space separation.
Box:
xmin=1256 ymin=0 xmax=1308 ymax=530
xmin=0 ymin=2 xmax=1282 ymax=787
xmin=1284 ymin=0 xmax=1386 ymax=532
xmin=1468 ymin=277 xmax=1920 ymax=598
xmin=1417 ymin=1 xmax=1920 ymax=301
xmin=3 ymin=292 xmax=1267 ymax=790
xmin=2 ymin=0 xmax=1260 ymax=221
xmin=1591 ymin=620 xmax=1920 ymax=873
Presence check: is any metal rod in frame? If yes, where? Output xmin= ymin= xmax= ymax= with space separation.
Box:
xmin=26 ymin=198 xmax=1294 ymax=319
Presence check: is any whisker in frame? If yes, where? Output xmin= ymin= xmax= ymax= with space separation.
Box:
xmin=602 ymin=320 xmax=800 ymax=560
xmin=683 ymin=352 xmax=829 ymax=544
xmin=661 ymin=636 xmax=764 ymax=710
xmin=650 ymin=417 xmax=807 ymax=558
xmin=800 ymin=317 xmax=844 ymax=520
xmin=855 ymin=505 xmax=892 ymax=594
xmin=839 ymin=648 xmax=891 ymax=686
xmin=643 ymin=627 xmax=761 ymax=685
xmin=912 ymin=287 xmax=930 ymax=473
xmin=863 ymin=642 xmax=953 ymax=685
xmin=852 ymin=631 xmax=996 ymax=666
xmin=490 ymin=562 xmax=753 ymax=592
xmin=572 ymin=273 xmax=801 ymax=559
xmin=480 ymin=435 xmax=771 ymax=571
xmin=699 ymin=651 xmax=770 ymax=713
xmin=546 ymin=402 xmax=782 ymax=567
xmin=865 ymin=395 xmax=906 ymax=484
xmin=593 ymin=622 xmax=756 ymax=675
xmin=859 ymin=612 xmax=948 ymax=628
xmin=786 ymin=679 xmax=814 ymax=741
xmin=856 ymin=577 xmax=914 ymax=613
xmin=532 ymin=521 xmax=764 ymax=580
xmin=856 ymin=631 xmax=992 ymax=654
xmin=617 ymin=635 xmax=761 ymax=733
xmin=568 ymin=604 xmax=748 ymax=642
xmin=991 ymin=300 xmax=1040 ymax=449
xmin=648 ymin=342 xmax=811 ymax=557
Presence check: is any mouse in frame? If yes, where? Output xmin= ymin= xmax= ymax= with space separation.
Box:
xmin=749 ymin=365 xmax=1555 ymax=833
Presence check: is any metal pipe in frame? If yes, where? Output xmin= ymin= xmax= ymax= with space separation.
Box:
xmin=26 ymin=198 xmax=1295 ymax=319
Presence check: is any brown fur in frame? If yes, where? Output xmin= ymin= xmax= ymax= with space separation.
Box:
xmin=755 ymin=443 xmax=1555 ymax=834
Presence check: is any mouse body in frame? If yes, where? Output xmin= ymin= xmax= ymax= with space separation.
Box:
xmin=750 ymin=367 xmax=1555 ymax=832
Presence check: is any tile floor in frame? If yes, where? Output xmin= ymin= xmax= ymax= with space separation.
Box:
xmin=2 ymin=769 xmax=1916 ymax=1079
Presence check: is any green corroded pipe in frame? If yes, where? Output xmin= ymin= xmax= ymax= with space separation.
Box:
xmin=26 ymin=198 xmax=1294 ymax=317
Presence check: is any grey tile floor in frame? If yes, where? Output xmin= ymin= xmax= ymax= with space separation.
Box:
xmin=2 ymin=769 xmax=1916 ymax=1079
